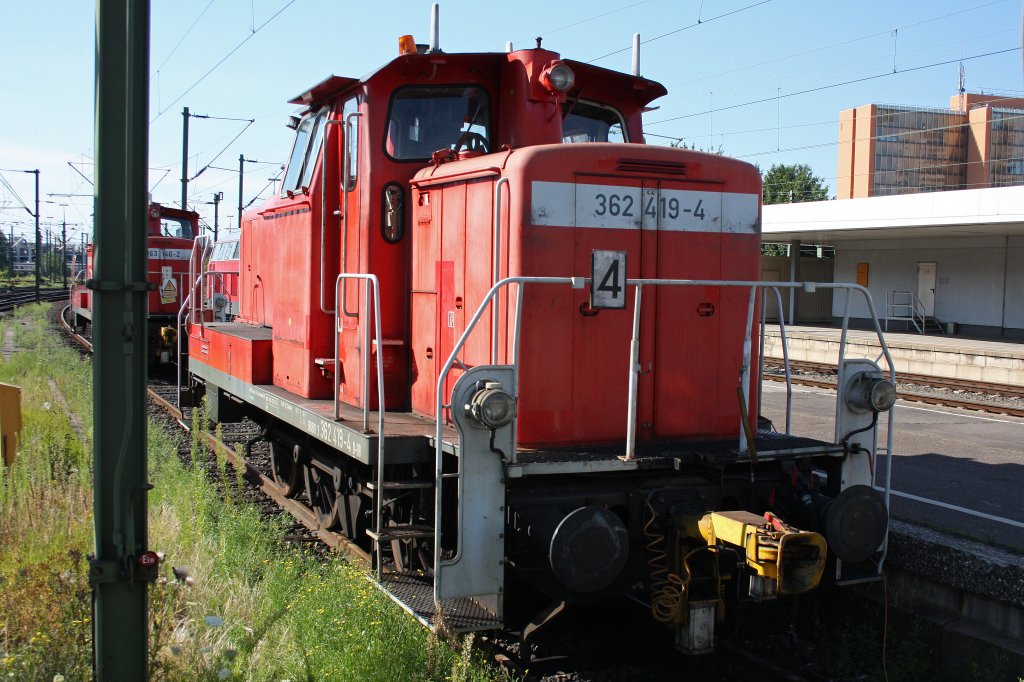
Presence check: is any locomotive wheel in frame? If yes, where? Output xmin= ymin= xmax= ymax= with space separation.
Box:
xmin=269 ymin=440 xmax=303 ymax=498
xmin=304 ymin=464 xmax=341 ymax=531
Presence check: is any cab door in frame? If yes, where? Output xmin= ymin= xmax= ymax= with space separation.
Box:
xmin=649 ymin=180 xmax=727 ymax=438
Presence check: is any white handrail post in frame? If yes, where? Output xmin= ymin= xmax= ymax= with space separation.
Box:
xmin=770 ymin=287 xmax=793 ymax=434
xmin=333 ymin=276 xmax=342 ymax=421
xmin=624 ymin=284 xmax=643 ymax=461
xmin=491 ymin=178 xmax=509 ymax=364
xmin=362 ymin=281 xmax=371 ymax=433
xmin=738 ymin=286 xmax=757 ymax=453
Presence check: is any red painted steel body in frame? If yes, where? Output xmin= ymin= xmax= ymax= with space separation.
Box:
xmin=188 ymin=46 xmax=761 ymax=446
xmin=408 ymin=146 xmax=761 ymax=446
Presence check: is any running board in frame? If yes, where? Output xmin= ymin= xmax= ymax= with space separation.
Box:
xmin=375 ymin=572 xmax=502 ymax=633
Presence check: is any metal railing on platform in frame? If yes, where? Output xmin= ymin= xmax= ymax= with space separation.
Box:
xmin=886 ymin=290 xmax=926 ymax=334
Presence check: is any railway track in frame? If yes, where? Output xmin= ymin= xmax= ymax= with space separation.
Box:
xmin=0 ymin=286 xmax=68 ymax=313
xmin=763 ymin=357 xmax=1024 ymax=418
xmin=147 ymin=380 xmax=371 ymax=564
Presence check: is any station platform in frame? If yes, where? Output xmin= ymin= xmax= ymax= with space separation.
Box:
xmin=762 ymin=325 xmax=1024 ymax=385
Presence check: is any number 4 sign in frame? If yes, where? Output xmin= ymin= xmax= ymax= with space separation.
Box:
xmin=590 ymin=250 xmax=627 ymax=309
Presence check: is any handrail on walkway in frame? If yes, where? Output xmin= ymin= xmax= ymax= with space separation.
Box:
xmin=434 ymin=277 xmax=898 ymax=591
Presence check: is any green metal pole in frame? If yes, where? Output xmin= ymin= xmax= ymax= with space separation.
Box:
xmin=33 ymin=170 xmax=40 ymax=301
xmin=62 ymin=216 xmax=68 ymax=289
xmin=91 ymin=0 xmax=152 ymax=679
xmin=181 ymin=107 xmax=190 ymax=210
xmin=238 ymin=154 xmax=244 ymax=230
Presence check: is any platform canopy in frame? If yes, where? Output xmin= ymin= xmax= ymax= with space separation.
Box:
xmin=763 ymin=185 xmax=1024 ymax=243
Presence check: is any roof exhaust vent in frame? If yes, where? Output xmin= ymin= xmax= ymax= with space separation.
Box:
xmin=428 ymin=3 xmax=440 ymax=53
xmin=631 ymin=33 xmax=641 ymax=76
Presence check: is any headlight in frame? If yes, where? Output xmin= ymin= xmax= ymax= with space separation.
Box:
xmin=542 ymin=63 xmax=575 ymax=93
xmin=846 ymin=374 xmax=896 ymax=413
xmin=465 ymin=381 xmax=516 ymax=429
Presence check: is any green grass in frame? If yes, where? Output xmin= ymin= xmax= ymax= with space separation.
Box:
xmin=0 ymin=304 xmax=503 ymax=681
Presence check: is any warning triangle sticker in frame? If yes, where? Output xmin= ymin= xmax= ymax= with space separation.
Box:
xmin=160 ymin=278 xmax=178 ymax=304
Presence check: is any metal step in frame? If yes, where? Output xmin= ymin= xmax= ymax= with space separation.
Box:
xmin=366 ymin=524 xmax=435 ymax=542
xmin=377 ymin=572 xmax=502 ymax=632
xmin=365 ymin=480 xmax=433 ymax=491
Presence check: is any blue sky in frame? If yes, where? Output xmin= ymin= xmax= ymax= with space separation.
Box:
xmin=1 ymin=0 xmax=1021 ymax=241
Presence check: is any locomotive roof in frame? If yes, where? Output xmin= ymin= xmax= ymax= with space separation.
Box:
xmin=289 ymin=51 xmax=667 ymax=109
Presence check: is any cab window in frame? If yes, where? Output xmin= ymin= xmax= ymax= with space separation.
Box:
xmin=343 ymin=96 xmax=359 ymax=190
xmin=385 ymin=86 xmax=490 ymax=160
xmin=212 ymin=241 xmax=239 ymax=260
xmin=562 ymin=100 xmax=627 ymax=143
xmin=161 ymin=217 xmax=194 ymax=239
xmin=282 ymin=107 xmax=328 ymax=192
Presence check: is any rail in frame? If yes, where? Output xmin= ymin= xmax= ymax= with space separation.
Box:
xmin=433 ymin=277 xmax=898 ymax=594
xmin=886 ymin=290 xmax=925 ymax=334
xmin=330 ymin=274 xmax=386 ymax=577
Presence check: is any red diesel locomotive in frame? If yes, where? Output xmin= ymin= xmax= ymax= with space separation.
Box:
xmin=71 ymin=202 xmax=199 ymax=363
xmin=183 ymin=18 xmax=895 ymax=651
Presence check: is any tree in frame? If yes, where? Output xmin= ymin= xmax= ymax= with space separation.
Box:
xmin=668 ymin=139 xmax=725 ymax=155
xmin=761 ymin=163 xmax=829 ymax=205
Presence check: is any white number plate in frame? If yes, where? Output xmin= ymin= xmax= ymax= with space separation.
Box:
xmin=531 ymin=181 xmax=758 ymax=234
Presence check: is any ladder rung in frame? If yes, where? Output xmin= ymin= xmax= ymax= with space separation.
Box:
xmin=366 ymin=525 xmax=435 ymax=542
xmin=366 ymin=480 xmax=433 ymax=491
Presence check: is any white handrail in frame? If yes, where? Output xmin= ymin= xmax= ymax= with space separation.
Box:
xmin=176 ymin=238 xmax=213 ymax=411
xmin=432 ymin=277 xmax=898 ymax=596
xmin=330 ymin=273 xmax=386 ymax=578
xmin=491 ymin=178 xmax=509 ymax=364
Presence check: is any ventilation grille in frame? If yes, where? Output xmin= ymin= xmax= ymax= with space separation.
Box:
xmin=616 ymin=159 xmax=689 ymax=176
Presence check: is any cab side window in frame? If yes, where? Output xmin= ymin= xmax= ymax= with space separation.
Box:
xmin=282 ymin=106 xmax=328 ymax=193
xmin=343 ymin=96 xmax=359 ymax=191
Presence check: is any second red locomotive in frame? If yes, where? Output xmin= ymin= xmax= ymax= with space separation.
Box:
xmin=71 ymin=202 xmax=199 ymax=363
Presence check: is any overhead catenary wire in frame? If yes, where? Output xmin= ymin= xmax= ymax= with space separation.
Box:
xmin=188 ymin=119 xmax=255 ymax=181
xmin=646 ymin=47 xmax=1022 ymax=126
xmin=0 ymin=173 xmax=32 ymax=215
xmin=660 ymin=28 xmax=1018 ymax=111
xmin=151 ymin=0 xmax=218 ymax=79
xmin=516 ymin=0 xmax=654 ymax=44
xmin=151 ymin=0 xmax=299 ymax=123
xmin=647 ymin=92 xmax=1024 ymax=151
xmin=587 ymin=0 xmax=772 ymax=64
xmin=738 ymin=110 xmax=1024 ymax=161
xmin=667 ymin=0 xmax=1010 ymax=89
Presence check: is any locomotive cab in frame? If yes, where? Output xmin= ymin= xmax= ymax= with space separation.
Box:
xmin=184 ymin=22 xmax=894 ymax=654
xmin=70 ymin=202 xmax=198 ymax=363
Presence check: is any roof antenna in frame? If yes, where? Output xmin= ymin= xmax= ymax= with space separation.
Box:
xmin=631 ymin=33 xmax=641 ymax=76
xmin=429 ymin=3 xmax=440 ymax=53
xmin=535 ymin=36 xmax=543 ymax=49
